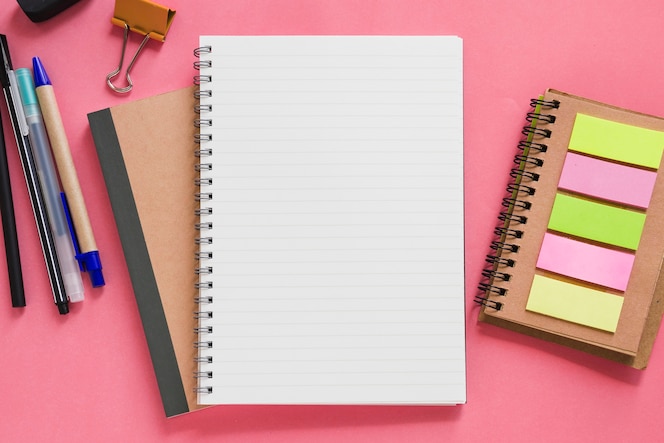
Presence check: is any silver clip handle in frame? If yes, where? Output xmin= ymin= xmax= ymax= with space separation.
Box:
xmin=106 ymin=23 xmax=152 ymax=94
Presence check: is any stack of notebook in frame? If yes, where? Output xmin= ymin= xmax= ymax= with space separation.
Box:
xmin=89 ymin=35 xmax=467 ymax=416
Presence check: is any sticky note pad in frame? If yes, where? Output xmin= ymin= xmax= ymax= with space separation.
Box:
xmin=536 ymin=233 xmax=635 ymax=291
xmin=558 ymin=152 xmax=657 ymax=209
xmin=568 ymin=114 xmax=664 ymax=169
xmin=526 ymin=274 xmax=624 ymax=333
xmin=548 ymin=193 xmax=646 ymax=250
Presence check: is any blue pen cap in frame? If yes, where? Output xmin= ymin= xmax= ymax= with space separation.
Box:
xmin=15 ymin=68 xmax=41 ymax=117
xmin=32 ymin=56 xmax=52 ymax=87
xmin=80 ymin=251 xmax=105 ymax=287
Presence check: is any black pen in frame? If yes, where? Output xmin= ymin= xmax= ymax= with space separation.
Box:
xmin=0 ymin=102 xmax=25 ymax=307
xmin=0 ymin=34 xmax=69 ymax=314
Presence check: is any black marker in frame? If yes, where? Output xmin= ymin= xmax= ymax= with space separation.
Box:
xmin=0 ymin=101 xmax=25 ymax=307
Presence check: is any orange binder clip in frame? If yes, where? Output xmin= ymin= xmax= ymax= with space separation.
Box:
xmin=106 ymin=0 xmax=176 ymax=93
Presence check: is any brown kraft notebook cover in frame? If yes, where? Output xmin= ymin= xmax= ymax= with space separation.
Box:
xmin=88 ymin=86 xmax=202 ymax=416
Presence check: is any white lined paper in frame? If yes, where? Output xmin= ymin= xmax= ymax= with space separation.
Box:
xmin=197 ymin=36 xmax=465 ymax=405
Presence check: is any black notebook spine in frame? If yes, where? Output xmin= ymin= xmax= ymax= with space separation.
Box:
xmin=192 ymin=44 xmax=215 ymax=395
xmin=475 ymin=97 xmax=560 ymax=310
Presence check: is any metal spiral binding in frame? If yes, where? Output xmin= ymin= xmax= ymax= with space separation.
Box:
xmin=506 ymin=183 xmax=535 ymax=196
xmin=490 ymin=240 xmax=519 ymax=253
xmin=513 ymin=154 xmax=544 ymax=168
xmin=517 ymin=140 xmax=548 ymax=153
xmin=475 ymin=97 xmax=559 ymax=310
xmin=194 ymin=45 xmax=212 ymax=57
xmin=502 ymin=196 xmax=532 ymax=210
xmin=481 ymin=269 xmax=511 ymax=282
xmin=494 ymin=226 xmax=523 ymax=239
xmin=509 ymin=167 xmax=540 ymax=182
xmin=193 ymin=45 xmax=215 ymax=396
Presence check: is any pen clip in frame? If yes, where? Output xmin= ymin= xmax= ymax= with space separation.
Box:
xmin=1 ymin=36 xmax=29 ymax=137
xmin=7 ymin=71 xmax=29 ymax=137
xmin=0 ymin=36 xmax=11 ymax=88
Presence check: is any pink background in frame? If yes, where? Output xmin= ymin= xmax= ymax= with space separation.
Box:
xmin=1 ymin=1 xmax=663 ymax=441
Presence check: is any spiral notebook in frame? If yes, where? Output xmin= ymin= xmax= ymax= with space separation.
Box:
xmin=193 ymin=36 xmax=466 ymax=404
xmin=476 ymin=89 xmax=664 ymax=368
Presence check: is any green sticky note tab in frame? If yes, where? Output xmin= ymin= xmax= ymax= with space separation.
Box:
xmin=569 ymin=114 xmax=664 ymax=169
xmin=526 ymin=274 xmax=624 ymax=333
xmin=548 ymin=193 xmax=645 ymax=250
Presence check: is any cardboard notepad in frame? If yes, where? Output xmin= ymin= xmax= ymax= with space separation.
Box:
xmin=89 ymin=86 xmax=201 ymax=416
xmin=477 ymin=89 xmax=664 ymax=369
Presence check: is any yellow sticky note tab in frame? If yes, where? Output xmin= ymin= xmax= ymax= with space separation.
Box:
xmin=569 ymin=114 xmax=664 ymax=169
xmin=549 ymin=193 xmax=645 ymax=250
xmin=526 ymin=274 xmax=624 ymax=333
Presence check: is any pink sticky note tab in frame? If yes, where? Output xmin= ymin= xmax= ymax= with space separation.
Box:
xmin=536 ymin=232 xmax=635 ymax=291
xmin=558 ymin=152 xmax=657 ymax=209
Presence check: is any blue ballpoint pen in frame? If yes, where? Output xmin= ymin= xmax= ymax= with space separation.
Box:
xmin=16 ymin=68 xmax=84 ymax=303
xmin=33 ymin=57 xmax=105 ymax=287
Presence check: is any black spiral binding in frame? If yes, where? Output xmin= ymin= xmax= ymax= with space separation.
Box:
xmin=475 ymin=97 xmax=560 ymax=310
xmin=193 ymin=45 xmax=215 ymax=396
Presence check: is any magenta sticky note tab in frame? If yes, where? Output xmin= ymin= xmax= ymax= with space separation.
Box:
xmin=558 ymin=152 xmax=657 ymax=209
xmin=536 ymin=232 xmax=635 ymax=291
